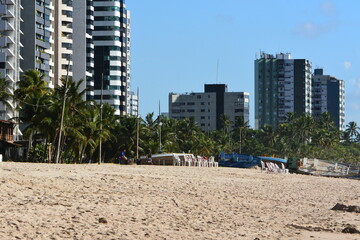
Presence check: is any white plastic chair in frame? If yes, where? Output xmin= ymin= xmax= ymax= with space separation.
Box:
xmin=173 ymin=154 xmax=181 ymax=166
xmin=281 ymin=163 xmax=289 ymax=174
xmin=196 ymin=156 xmax=203 ymax=167
xmin=261 ymin=161 xmax=268 ymax=173
xmin=210 ymin=156 xmax=219 ymax=167
xmin=185 ymin=155 xmax=192 ymax=166
xmin=191 ymin=155 xmax=197 ymax=166
xmin=203 ymin=157 xmax=209 ymax=167
xmin=266 ymin=162 xmax=279 ymax=173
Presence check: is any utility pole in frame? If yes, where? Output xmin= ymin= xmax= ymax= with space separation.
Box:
xmin=55 ymin=59 xmax=70 ymax=164
xmin=239 ymin=127 xmax=242 ymax=154
xmin=136 ymin=87 xmax=139 ymax=160
xmin=98 ymin=73 xmax=103 ymax=164
xmin=159 ymin=100 xmax=162 ymax=153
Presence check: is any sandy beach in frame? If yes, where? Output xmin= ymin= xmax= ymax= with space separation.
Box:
xmin=0 ymin=162 xmax=359 ymax=240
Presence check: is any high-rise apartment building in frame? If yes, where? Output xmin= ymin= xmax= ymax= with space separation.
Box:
xmin=93 ymin=0 xmax=131 ymax=115
xmin=53 ymin=0 xmax=73 ymax=85
xmin=169 ymin=84 xmax=250 ymax=132
xmin=21 ymin=0 xmax=53 ymax=84
xmin=255 ymin=52 xmax=312 ymax=129
xmin=21 ymin=0 xmax=73 ymax=87
xmin=312 ymin=68 xmax=345 ymax=131
xmin=73 ymin=0 xmax=94 ymax=101
xmin=21 ymin=0 xmax=132 ymax=113
xmin=0 ymin=0 xmax=22 ymax=139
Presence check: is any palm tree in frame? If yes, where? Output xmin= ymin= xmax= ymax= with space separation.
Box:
xmin=345 ymin=121 xmax=359 ymax=142
xmin=52 ymin=77 xmax=87 ymax=162
xmin=232 ymin=116 xmax=250 ymax=153
xmin=14 ymin=70 xmax=51 ymax=159
xmin=117 ymin=115 xmax=138 ymax=157
xmin=294 ymin=114 xmax=315 ymax=144
xmin=193 ymin=131 xmax=215 ymax=156
xmin=218 ymin=114 xmax=232 ymax=149
xmin=159 ymin=116 xmax=179 ymax=153
xmin=176 ymin=117 xmax=201 ymax=153
xmin=15 ymin=70 xmax=49 ymax=101
xmin=261 ymin=125 xmax=277 ymax=147
xmin=0 ymin=76 xmax=13 ymax=111
xmin=341 ymin=130 xmax=351 ymax=145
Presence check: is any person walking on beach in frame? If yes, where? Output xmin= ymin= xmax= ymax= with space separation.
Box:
xmin=119 ymin=150 xmax=127 ymax=164
xmin=147 ymin=151 xmax=153 ymax=165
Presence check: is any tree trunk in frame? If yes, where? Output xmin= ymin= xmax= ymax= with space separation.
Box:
xmin=26 ymin=131 xmax=33 ymax=160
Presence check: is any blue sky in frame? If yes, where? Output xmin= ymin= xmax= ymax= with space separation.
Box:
xmin=127 ymin=0 xmax=360 ymax=127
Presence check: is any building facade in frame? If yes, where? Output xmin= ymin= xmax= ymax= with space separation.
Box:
xmin=312 ymin=68 xmax=345 ymax=131
xmin=93 ymin=0 xmax=130 ymax=115
xmin=21 ymin=0 xmax=52 ymax=83
xmin=0 ymin=0 xmax=22 ymax=139
xmin=21 ymin=0 xmax=132 ymax=114
xmin=21 ymin=0 xmax=73 ymax=87
xmin=169 ymin=84 xmax=250 ymax=132
xmin=53 ymin=0 xmax=73 ymax=85
xmin=255 ymin=52 xmax=312 ymax=129
xmin=127 ymin=90 xmax=138 ymax=116
xmin=73 ymin=0 xmax=94 ymax=100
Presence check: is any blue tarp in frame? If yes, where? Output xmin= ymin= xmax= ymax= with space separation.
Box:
xmin=257 ymin=156 xmax=287 ymax=164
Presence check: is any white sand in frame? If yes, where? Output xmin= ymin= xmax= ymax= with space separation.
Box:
xmin=0 ymin=162 xmax=359 ymax=240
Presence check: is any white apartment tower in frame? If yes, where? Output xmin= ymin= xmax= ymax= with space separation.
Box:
xmin=93 ymin=0 xmax=131 ymax=115
xmin=0 ymin=0 xmax=22 ymax=139
xmin=53 ymin=0 xmax=73 ymax=85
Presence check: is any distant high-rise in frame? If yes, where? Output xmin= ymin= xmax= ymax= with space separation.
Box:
xmin=127 ymin=91 xmax=138 ymax=116
xmin=169 ymin=84 xmax=250 ymax=132
xmin=93 ymin=0 xmax=131 ymax=115
xmin=255 ymin=52 xmax=312 ymax=129
xmin=0 ymin=0 xmax=22 ymax=139
xmin=312 ymin=68 xmax=345 ymax=131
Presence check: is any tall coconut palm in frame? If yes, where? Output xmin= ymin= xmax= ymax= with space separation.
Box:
xmin=260 ymin=125 xmax=278 ymax=148
xmin=15 ymin=70 xmax=49 ymax=101
xmin=52 ymin=77 xmax=87 ymax=162
xmin=14 ymin=70 xmax=51 ymax=159
xmin=345 ymin=121 xmax=359 ymax=142
xmin=116 ymin=115 xmax=138 ymax=157
xmin=293 ymin=114 xmax=315 ymax=145
xmin=176 ymin=117 xmax=201 ymax=153
xmin=218 ymin=114 xmax=232 ymax=149
xmin=0 ymin=76 xmax=13 ymax=111
xmin=232 ymin=116 xmax=250 ymax=153
xmin=159 ymin=116 xmax=179 ymax=153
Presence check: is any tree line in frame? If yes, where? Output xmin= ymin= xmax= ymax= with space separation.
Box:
xmin=1 ymin=69 xmax=360 ymax=164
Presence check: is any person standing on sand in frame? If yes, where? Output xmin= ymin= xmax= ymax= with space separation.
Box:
xmin=147 ymin=152 xmax=153 ymax=165
xmin=119 ymin=150 xmax=127 ymax=164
